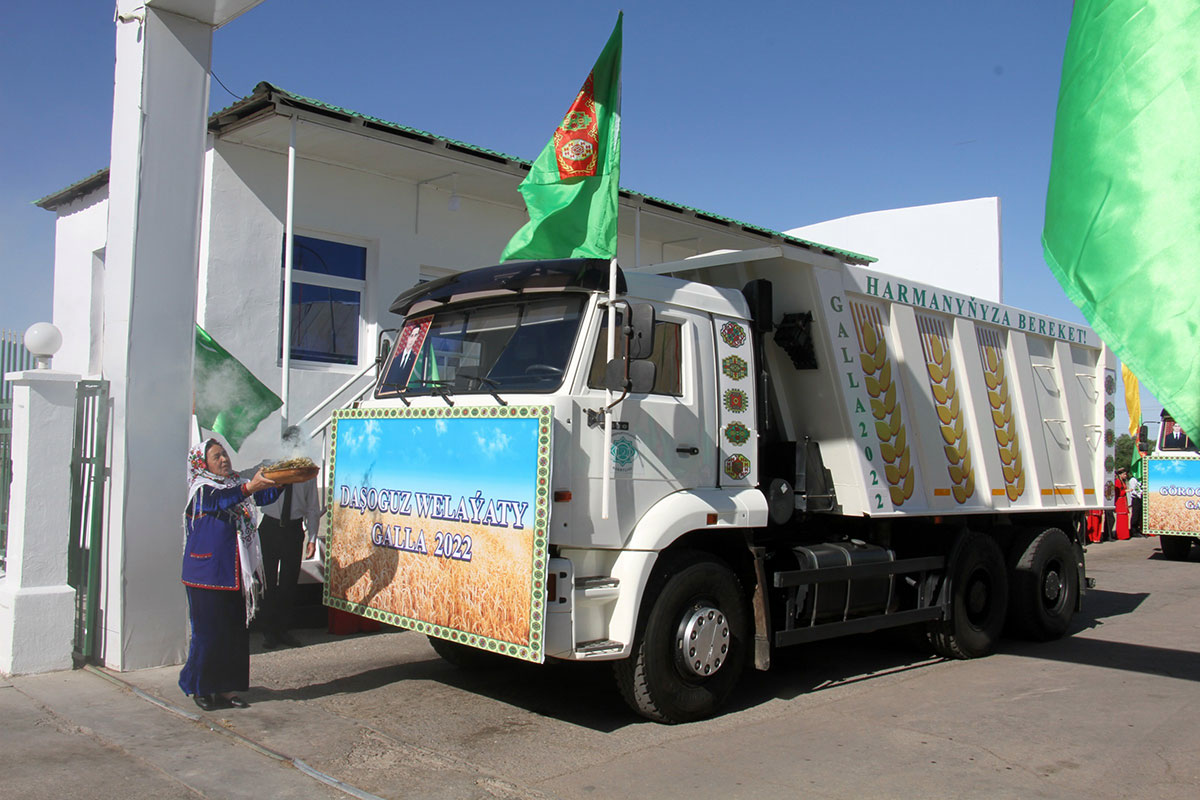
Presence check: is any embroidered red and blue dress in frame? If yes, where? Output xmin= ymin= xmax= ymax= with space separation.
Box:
xmin=179 ymin=465 xmax=278 ymax=700
xmin=182 ymin=484 xmax=278 ymax=589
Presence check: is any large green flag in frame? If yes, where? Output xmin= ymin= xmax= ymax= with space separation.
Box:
xmin=193 ymin=325 xmax=282 ymax=451
xmin=501 ymin=13 xmax=622 ymax=262
xmin=1043 ymin=0 xmax=1200 ymax=441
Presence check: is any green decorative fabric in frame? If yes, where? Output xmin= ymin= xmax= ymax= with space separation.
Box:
xmin=501 ymin=13 xmax=622 ymax=262
xmin=194 ymin=325 xmax=282 ymax=451
xmin=1043 ymin=0 xmax=1200 ymax=440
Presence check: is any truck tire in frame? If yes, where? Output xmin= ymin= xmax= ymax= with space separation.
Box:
xmin=1160 ymin=535 xmax=1194 ymax=561
xmin=1006 ymin=528 xmax=1077 ymax=641
xmin=614 ymin=551 xmax=748 ymax=723
xmin=928 ymin=531 xmax=1008 ymax=659
xmin=427 ymin=635 xmax=507 ymax=669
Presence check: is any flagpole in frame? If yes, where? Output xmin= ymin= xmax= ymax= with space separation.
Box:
xmin=281 ymin=116 xmax=297 ymax=434
xmin=601 ymin=257 xmax=617 ymax=520
xmin=495 ymin=12 xmax=623 ymax=514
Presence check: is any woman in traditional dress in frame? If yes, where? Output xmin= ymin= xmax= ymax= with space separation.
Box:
xmin=1113 ymin=468 xmax=1130 ymax=541
xmin=1085 ymin=509 xmax=1104 ymax=544
xmin=179 ymin=439 xmax=278 ymax=711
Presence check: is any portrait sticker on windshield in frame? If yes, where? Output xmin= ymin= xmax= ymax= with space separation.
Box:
xmin=389 ymin=316 xmax=433 ymax=387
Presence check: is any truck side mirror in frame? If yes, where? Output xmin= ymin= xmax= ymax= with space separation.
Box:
xmin=604 ymin=358 xmax=656 ymax=394
xmin=627 ymin=303 xmax=656 ymax=360
xmin=1137 ymin=425 xmax=1149 ymax=453
xmin=375 ymin=332 xmax=394 ymax=380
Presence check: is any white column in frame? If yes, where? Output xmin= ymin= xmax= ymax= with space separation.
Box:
xmin=101 ymin=3 xmax=214 ymax=670
xmin=0 ymin=371 xmax=80 ymax=675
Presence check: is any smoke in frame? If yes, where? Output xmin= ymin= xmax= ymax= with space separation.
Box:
xmin=194 ymin=360 xmax=267 ymax=415
xmin=282 ymin=424 xmax=322 ymax=462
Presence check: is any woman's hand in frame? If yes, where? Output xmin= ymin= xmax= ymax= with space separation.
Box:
xmin=243 ymin=468 xmax=277 ymax=494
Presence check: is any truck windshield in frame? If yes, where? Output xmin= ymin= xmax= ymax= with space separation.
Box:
xmin=376 ymin=296 xmax=586 ymax=397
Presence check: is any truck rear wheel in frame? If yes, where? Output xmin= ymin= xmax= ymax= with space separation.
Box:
xmin=614 ymin=551 xmax=748 ymax=724
xmin=1160 ymin=535 xmax=1194 ymax=561
xmin=928 ymin=532 xmax=1008 ymax=659
xmin=1007 ymin=528 xmax=1077 ymax=641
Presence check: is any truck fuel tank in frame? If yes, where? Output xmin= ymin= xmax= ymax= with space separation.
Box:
xmin=789 ymin=541 xmax=895 ymax=624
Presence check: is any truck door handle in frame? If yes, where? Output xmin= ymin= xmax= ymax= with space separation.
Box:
xmin=676 ymin=446 xmax=700 ymax=456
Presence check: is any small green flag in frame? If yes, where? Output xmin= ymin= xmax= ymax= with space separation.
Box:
xmin=501 ymin=12 xmax=622 ymax=262
xmin=193 ymin=325 xmax=282 ymax=451
xmin=1043 ymin=0 xmax=1200 ymax=441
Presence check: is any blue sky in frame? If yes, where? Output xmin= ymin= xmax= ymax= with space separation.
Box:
xmin=0 ymin=1 xmax=1160 ymax=426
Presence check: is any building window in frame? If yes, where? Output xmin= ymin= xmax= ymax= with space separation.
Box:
xmin=284 ymin=234 xmax=366 ymax=365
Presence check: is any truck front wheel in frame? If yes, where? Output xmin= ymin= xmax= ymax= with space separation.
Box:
xmin=614 ymin=551 xmax=748 ymax=724
xmin=1007 ymin=528 xmax=1078 ymax=641
xmin=1160 ymin=535 xmax=1194 ymax=561
xmin=928 ymin=531 xmax=1008 ymax=659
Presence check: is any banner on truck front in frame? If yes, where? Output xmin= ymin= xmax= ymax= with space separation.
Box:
xmin=1145 ymin=456 xmax=1200 ymax=537
xmin=324 ymin=406 xmax=552 ymax=662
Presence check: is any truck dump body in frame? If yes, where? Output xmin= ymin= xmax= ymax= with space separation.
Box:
xmin=663 ymin=249 xmax=1116 ymax=518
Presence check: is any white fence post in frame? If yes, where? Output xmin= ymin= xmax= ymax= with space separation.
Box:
xmin=0 ymin=370 xmax=80 ymax=675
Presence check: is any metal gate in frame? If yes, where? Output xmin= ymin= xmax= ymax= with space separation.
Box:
xmin=68 ymin=380 xmax=110 ymax=665
xmin=1 ymin=329 xmax=36 ymax=573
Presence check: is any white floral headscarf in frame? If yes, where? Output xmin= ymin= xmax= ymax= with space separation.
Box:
xmin=184 ymin=439 xmax=266 ymax=625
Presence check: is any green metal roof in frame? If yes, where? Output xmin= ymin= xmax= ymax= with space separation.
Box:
xmin=41 ymin=81 xmax=876 ymax=265
xmin=34 ymin=167 xmax=110 ymax=210
xmin=215 ymin=82 xmax=875 ymax=265
xmin=254 ymin=82 xmax=528 ymax=166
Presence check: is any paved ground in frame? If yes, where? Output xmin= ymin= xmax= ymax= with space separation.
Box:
xmin=2 ymin=535 xmax=1198 ymax=799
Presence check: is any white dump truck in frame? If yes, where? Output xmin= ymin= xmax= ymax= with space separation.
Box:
xmin=324 ymin=246 xmax=1115 ymax=722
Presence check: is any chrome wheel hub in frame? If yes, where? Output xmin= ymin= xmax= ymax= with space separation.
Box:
xmin=1043 ymin=568 xmax=1063 ymax=604
xmin=677 ymin=604 xmax=730 ymax=678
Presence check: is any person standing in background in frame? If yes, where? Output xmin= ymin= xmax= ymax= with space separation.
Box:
xmin=1127 ymin=468 xmax=1143 ymax=537
xmin=255 ymin=429 xmax=322 ymax=649
xmin=1113 ymin=468 xmax=1130 ymax=541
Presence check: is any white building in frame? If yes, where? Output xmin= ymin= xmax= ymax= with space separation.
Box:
xmin=36 ymin=78 xmax=1001 ymax=671
xmin=787 ymin=196 xmax=1002 ymax=304
xmin=38 ymin=80 xmax=898 ymax=459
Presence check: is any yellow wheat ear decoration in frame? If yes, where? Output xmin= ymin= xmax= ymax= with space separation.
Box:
xmin=977 ymin=327 xmax=1025 ymax=501
xmin=853 ymin=301 xmax=913 ymax=506
xmin=918 ymin=315 xmax=974 ymax=504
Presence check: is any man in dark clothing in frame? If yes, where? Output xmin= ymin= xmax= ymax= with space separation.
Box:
xmin=257 ymin=475 xmax=320 ymax=648
xmin=254 ymin=430 xmax=322 ymax=649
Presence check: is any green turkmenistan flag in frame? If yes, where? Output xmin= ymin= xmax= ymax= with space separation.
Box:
xmin=194 ymin=325 xmax=282 ymax=451
xmin=501 ymin=13 xmax=622 ymax=262
xmin=1043 ymin=0 xmax=1200 ymax=441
